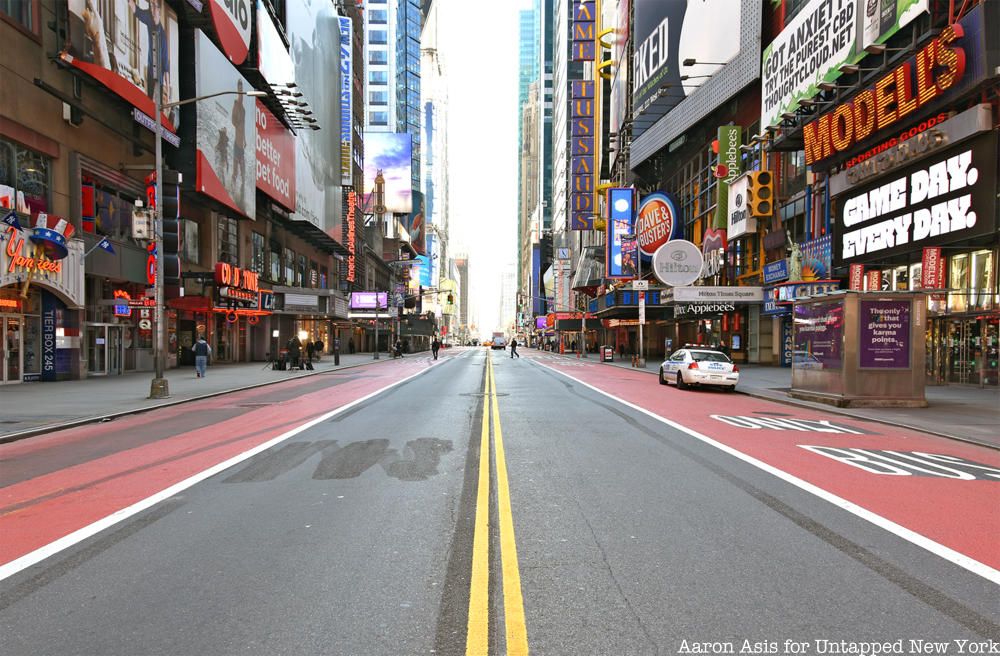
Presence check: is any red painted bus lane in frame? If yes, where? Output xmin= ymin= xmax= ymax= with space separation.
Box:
xmin=0 ymin=357 xmax=442 ymax=572
xmin=530 ymin=356 xmax=1000 ymax=579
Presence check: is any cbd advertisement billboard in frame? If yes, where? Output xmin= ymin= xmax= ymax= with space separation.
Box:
xmin=761 ymin=0 xmax=928 ymax=129
xmin=195 ymin=31 xmax=256 ymax=219
xmin=63 ymin=0 xmax=180 ymax=132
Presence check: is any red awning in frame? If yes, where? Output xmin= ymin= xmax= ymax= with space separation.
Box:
xmin=167 ymin=295 xmax=213 ymax=312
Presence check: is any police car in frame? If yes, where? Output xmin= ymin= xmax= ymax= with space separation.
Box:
xmin=658 ymin=347 xmax=739 ymax=391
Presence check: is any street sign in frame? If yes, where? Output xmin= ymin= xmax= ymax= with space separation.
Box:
xmin=557 ymin=247 xmax=570 ymax=260
xmin=632 ymin=280 xmax=648 ymax=291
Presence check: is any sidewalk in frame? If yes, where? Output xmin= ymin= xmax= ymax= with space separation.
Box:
xmin=545 ymin=350 xmax=1000 ymax=450
xmin=0 ymin=352 xmax=400 ymax=442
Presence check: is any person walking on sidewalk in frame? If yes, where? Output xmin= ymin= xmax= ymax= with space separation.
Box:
xmin=431 ymin=337 xmax=441 ymax=360
xmin=510 ymin=337 xmax=519 ymax=359
xmin=287 ymin=335 xmax=302 ymax=369
xmin=194 ymin=335 xmax=212 ymax=378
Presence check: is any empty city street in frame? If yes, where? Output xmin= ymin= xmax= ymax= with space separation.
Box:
xmin=1 ymin=349 xmax=997 ymax=655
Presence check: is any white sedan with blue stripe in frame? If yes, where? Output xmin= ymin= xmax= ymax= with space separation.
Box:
xmin=659 ymin=348 xmax=739 ymax=391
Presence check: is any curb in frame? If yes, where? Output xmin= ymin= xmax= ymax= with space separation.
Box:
xmin=0 ymin=356 xmax=401 ymax=445
xmin=538 ymin=351 xmax=1000 ymax=452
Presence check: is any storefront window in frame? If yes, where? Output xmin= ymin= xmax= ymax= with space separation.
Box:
xmin=663 ymin=148 xmax=716 ymax=238
xmin=969 ymin=250 xmax=994 ymax=312
xmin=909 ymin=263 xmax=922 ymax=290
xmin=780 ymin=195 xmax=807 ymax=243
xmin=297 ymin=254 xmax=307 ymax=287
xmin=0 ymin=140 xmax=13 ymax=188
xmin=251 ymin=232 xmax=266 ymax=274
xmin=0 ymin=0 xmax=35 ymax=32
xmin=81 ymin=179 xmax=137 ymax=239
xmin=948 ymin=255 xmax=969 ymax=314
xmin=269 ymin=240 xmax=281 ymax=282
xmin=284 ymin=248 xmax=295 ymax=284
xmin=181 ymin=220 xmax=200 ymax=264
xmin=0 ymin=138 xmax=50 ymax=215
xmin=779 ymin=150 xmax=806 ymax=200
xmin=217 ymin=215 xmax=239 ymax=265
xmin=320 ymin=266 xmax=329 ymax=289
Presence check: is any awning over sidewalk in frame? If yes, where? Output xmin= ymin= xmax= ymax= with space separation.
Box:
xmin=554 ymin=318 xmax=603 ymax=331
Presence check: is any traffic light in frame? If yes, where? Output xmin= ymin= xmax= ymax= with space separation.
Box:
xmin=146 ymin=170 xmax=183 ymax=298
xmin=447 ymin=293 xmax=454 ymax=304
xmin=747 ymin=170 xmax=774 ymax=219
xmin=161 ymin=171 xmax=182 ymax=297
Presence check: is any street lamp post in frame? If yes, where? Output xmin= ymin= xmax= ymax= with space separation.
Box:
xmin=374 ymin=294 xmax=381 ymax=360
xmin=148 ymin=28 xmax=266 ymax=398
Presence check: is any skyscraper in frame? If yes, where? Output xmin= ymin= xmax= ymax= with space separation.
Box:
xmin=364 ymin=0 xmax=421 ymax=190
xmin=517 ymin=4 xmax=540 ymax=324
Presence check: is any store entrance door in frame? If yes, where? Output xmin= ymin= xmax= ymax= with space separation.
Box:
xmin=108 ymin=325 xmax=123 ymax=376
xmin=2 ymin=315 xmax=22 ymax=384
xmin=946 ymin=318 xmax=981 ymax=385
xmin=87 ymin=324 xmax=125 ymax=376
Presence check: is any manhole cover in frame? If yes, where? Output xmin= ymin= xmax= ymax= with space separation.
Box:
xmin=0 ymin=420 xmax=21 ymax=424
xmin=237 ymin=402 xmax=275 ymax=408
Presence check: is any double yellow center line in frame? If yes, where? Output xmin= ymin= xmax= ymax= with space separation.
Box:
xmin=467 ymin=353 xmax=528 ymax=655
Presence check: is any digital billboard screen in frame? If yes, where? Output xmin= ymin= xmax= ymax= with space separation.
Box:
xmin=350 ymin=292 xmax=388 ymax=310
xmin=364 ymin=132 xmax=413 ymax=214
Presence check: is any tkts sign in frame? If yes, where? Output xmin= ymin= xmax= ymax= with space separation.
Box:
xmin=804 ymin=21 xmax=972 ymax=167
xmin=834 ymin=133 xmax=997 ymax=266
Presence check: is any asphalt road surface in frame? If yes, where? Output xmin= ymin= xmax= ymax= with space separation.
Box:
xmin=1 ymin=348 xmax=997 ymax=656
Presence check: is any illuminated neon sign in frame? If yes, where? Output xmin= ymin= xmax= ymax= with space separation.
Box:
xmin=214 ymin=261 xmax=260 ymax=292
xmin=113 ymin=289 xmax=132 ymax=317
xmin=4 ymin=226 xmax=63 ymax=274
xmin=803 ymin=25 xmax=966 ymax=166
xmin=346 ymin=190 xmax=357 ymax=283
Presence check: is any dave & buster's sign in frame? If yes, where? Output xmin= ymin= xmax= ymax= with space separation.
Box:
xmin=834 ymin=133 xmax=997 ymax=266
xmin=636 ymin=193 xmax=682 ymax=256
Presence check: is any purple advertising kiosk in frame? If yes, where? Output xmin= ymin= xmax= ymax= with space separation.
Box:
xmin=791 ymin=291 xmax=926 ymax=407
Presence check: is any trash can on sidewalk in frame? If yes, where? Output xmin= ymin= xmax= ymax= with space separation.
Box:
xmin=602 ymin=346 xmax=614 ymax=362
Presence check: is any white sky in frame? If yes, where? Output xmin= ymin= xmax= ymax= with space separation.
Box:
xmin=438 ymin=0 xmax=522 ymax=336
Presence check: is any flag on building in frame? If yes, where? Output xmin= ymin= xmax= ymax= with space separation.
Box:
xmin=1 ymin=209 xmax=22 ymax=230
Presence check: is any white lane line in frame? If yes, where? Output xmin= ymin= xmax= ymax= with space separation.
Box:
xmin=0 ymin=357 xmax=458 ymax=583
xmin=529 ymin=359 xmax=1000 ymax=586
